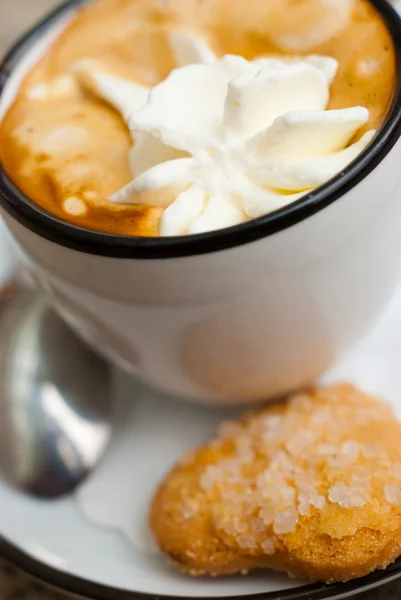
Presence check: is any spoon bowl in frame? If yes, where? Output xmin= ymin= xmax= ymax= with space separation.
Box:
xmin=0 ymin=283 xmax=112 ymax=498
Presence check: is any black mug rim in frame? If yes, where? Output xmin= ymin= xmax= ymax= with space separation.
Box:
xmin=0 ymin=0 xmax=401 ymax=259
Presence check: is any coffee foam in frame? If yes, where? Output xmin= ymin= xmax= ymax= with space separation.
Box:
xmin=0 ymin=13 xmax=74 ymax=120
xmin=0 ymin=0 xmax=396 ymax=237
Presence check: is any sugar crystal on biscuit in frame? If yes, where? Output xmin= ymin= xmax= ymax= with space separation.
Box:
xmin=389 ymin=465 xmax=401 ymax=480
xmin=281 ymin=484 xmax=297 ymax=508
xmin=237 ymin=535 xmax=257 ymax=549
xmin=259 ymin=506 xmax=275 ymax=526
xmin=329 ymin=440 xmax=361 ymax=467
xmin=384 ymin=484 xmax=401 ymax=505
xmin=261 ymin=538 xmax=276 ymax=555
xmin=181 ymin=498 xmax=198 ymax=520
xmin=363 ymin=443 xmax=381 ymax=458
xmin=200 ymin=465 xmax=221 ymax=491
xmin=310 ymin=407 xmax=332 ymax=425
xmin=316 ymin=443 xmax=337 ymax=456
xmin=328 ymin=482 xmax=366 ymax=508
xmin=273 ymin=509 xmax=299 ymax=534
xmin=286 ymin=430 xmax=316 ymax=455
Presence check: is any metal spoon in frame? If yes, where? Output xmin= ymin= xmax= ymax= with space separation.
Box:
xmin=0 ymin=282 xmax=112 ymax=499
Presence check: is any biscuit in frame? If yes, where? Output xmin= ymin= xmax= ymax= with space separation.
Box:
xmin=151 ymin=384 xmax=401 ymax=583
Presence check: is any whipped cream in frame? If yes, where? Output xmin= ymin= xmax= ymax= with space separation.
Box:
xmin=73 ymin=30 xmax=204 ymax=179
xmin=73 ymin=33 xmax=375 ymax=236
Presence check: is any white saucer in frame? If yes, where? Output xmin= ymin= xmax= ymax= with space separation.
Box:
xmin=2 ymin=216 xmax=401 ymax=600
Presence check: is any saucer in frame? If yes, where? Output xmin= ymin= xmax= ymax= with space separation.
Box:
xmin=2 ymin=218 xmax=401 ymax=600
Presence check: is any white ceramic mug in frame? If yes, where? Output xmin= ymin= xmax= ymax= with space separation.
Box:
xmin=1 ymin=0 xmax=401 ymax=404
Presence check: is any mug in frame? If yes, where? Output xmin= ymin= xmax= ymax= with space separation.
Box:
xmin=1 ymin=0 xmax=401 ymax=404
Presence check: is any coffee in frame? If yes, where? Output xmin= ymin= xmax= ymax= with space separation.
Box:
xmin=0 ymin=0 xmax=396 ymax=236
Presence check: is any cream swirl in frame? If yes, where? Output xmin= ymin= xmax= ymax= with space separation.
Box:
xmin=73 ymin=35 xmax=375 ymax=236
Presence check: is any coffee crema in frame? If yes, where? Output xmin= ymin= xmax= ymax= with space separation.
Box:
xmin=0 ymin=0 xmax=396 ymax=237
